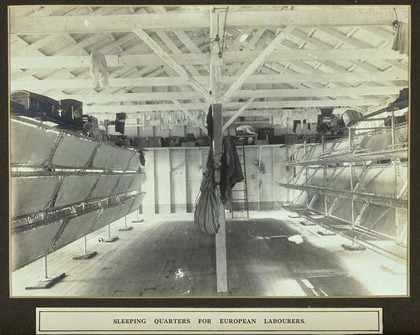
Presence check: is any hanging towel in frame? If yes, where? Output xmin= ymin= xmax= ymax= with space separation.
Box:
xmin=306 ymin=108 xmax=319 ymax=123
xmin=90 ymin=48 xmax=109 ymax=89
xmin=392 ymin=21 xmax=409 ymax=55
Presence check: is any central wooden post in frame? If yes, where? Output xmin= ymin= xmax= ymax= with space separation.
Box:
xmin=212 ymin=103 xmax=228 ymax=293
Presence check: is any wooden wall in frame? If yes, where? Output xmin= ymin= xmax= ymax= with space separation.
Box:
xmin=140 ymin=145 xmax=290 ymax=214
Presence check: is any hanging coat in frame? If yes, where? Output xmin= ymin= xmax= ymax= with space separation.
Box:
xmin=220 ymin=136 xmax=244 ymax=208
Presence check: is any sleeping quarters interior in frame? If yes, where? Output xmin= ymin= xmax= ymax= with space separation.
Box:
xmin=9 ymin=5 xmax=409 ymax=297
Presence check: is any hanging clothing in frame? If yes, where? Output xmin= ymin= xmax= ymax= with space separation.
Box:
xmin=303 ymin=108 xmax=319 ymax=124
xmin=293 ymin=119 xmax=310 ymax=132
xmin=220 ymin=136 xmax=244 ymax=209
xmin=392 ymin=21 xmax=409 ymax=55
xmin=90 ymin=48 xmax=109 ymax=89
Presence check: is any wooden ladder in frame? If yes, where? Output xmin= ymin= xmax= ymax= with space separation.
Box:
xmin=231 ymin=137 xmax=250 ymax=218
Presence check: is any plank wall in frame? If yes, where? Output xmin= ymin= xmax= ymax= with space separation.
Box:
xmin=140 ymin=145 xmax=290 ymax=215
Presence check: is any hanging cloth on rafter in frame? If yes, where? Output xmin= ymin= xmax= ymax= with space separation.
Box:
xmin=392 ymin=21 xmax=409 ymax=55
xmin=90 ymin=48 xmax=109 ymax=89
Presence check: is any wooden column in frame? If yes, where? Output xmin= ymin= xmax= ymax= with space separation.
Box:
xmin=210 ymin=7 xmax=227 ymax=293
xmin=212 ymin=103 xmax=227 ymax=293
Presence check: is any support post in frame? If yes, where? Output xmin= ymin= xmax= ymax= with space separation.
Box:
xmin=350 ymin=163 xmax=355 ymax=229
xmin=322 ymin=135 xmax=328 ymax=216
xmin=213 ymin=103 xmax=228 ymax=293
xmin=348 ymin=128 xmax=355 ymax=228
xmin=119 ymin=215 xmax=133 ymax=231
xmin=73 ymin=235 xmax=98 ymax=260
xmin=132 ymin=209 xmax=145 ymax=223
xmin=25 ymin=253 xmax=66 ymax=290
xmin=304 ymin=142 xmax=309 ymax=208
xmin=391 ymin=111 xmax=400 ymax=241
xmin=101 ymin=223 xmax=118 ymax=243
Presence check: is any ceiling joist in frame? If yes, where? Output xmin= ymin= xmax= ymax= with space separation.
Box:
xmin=36 ymin=85 xmax=404 ymax=104
xmin=11 ymin=49 xmax=407 ymax=70
xmin=82 ymin=98 xmax=387 ymax=114
xmin=10 ymin=8 xmax=408 ymax=34
xmin=11 ymin=70 xmax=407 ymax=91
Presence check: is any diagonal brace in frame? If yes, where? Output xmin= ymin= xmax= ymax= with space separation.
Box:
xmin=134 ymin=29 xmax=210 ymax=102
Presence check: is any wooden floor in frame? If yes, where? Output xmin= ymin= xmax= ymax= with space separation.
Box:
xmin=11 ymin=210 xmax=408 ymax=297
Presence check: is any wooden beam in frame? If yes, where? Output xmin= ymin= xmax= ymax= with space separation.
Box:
xmin=212 ymin=103 xmax=228 ymax=293
xmin=174 ymin=30 xmax=203 ymax=53
xmin=225 ymin=29 xmax=267 ymax=77
xmin=10 ymin=7 xmax=409 ymax=34
xmin=11 ymin=48 xmax=407 ymax=70
xmin=81 ymin=97 xmax=388 ymax=115
xmin=154 ymin=50 xmax=208 ymax=134
xmin=14 ymin=33 xmax=63 ymax=56
xmin=152 ymin=19 xmax=202 ymax=77
xmin=209 ymin=7 xmax=224 ymax=103
xmin=221 ymin=26 xmax=294 ymax=102
xmin=48 ymin=91 xmax=203 ymax=102
xmin=41 ymin=85 xmax=404 ymax=103
xmin=171 ymin=99 xmax=208 ymax=134
xmin=222 ymin=98 xmax=255 ymax=131
xmin=289 ymin=28 xmax=400 ymax=85
xmin=11 ymin=70 xmax=408 ymax=91
xmin=134 ymin=29 xmax=210 ymax=102
xmin=317 ymin=26 xmax=372 ymax=49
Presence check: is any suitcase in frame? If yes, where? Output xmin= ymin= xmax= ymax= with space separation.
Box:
xmin=258 ymin=128 xmax=274 ymax=140
xmin=11 ymin=90 xmax=60 ymax=117
xmin=115 ymin=113 xmax=126 ymax=134
xmin=59 ymin=99 xmax=84 ymax=127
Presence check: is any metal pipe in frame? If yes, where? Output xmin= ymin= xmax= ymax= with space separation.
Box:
xmin=44 ymin=254 xmax=48 ymax=279
xmin=277 ymin=182 xmax=407 ymax=209
xmin=350 ymin=163 xmax=355 ymax=229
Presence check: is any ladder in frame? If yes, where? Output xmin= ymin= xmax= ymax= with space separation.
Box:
xmin=231 ymin=136 xmax=251 ymax=218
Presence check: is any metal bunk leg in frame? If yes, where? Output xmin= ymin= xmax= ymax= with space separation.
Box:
xmin=25 ymin=253 xmax=66 ymax=290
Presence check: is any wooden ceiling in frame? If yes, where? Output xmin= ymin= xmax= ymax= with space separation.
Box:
xmin=9 ymin=5 xmax=410 ymax=123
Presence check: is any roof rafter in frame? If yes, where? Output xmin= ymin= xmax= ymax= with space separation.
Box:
xmin=221 ymin=25 xmax=295 ymax=102
xmin=134 ymin=28 xmax=210 ymax=102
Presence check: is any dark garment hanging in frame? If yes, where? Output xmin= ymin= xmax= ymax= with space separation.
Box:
xmin=139 ymin=150 xmax=146 ymax=166
xmin=220 ymin=136 xmax=244 ymax=208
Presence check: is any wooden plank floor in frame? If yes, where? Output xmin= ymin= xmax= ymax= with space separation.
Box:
xmin=11 ymin=211 xmax=408 ymax=297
